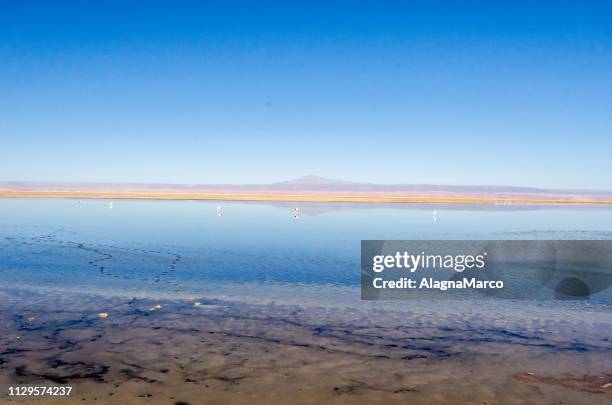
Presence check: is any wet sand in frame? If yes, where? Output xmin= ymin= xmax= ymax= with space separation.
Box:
xmin=1 ymin=289 xmax=611 ymax=404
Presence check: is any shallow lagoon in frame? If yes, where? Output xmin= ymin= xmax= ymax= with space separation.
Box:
xmin=1 ymin=199 xmax=611 ymax=404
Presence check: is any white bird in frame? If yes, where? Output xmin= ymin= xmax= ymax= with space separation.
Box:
xmin=293 ymin=207 xmax=301 ymax=220
xmin=216 ymin=205 xmax=224 ymax=216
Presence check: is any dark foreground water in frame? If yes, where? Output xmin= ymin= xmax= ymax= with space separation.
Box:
xmin=0 ymin=199 xmax=611 ymax=404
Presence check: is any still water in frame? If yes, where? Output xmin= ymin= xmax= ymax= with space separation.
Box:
xmin=2 ymin=199 xmax=612 ymax=295
xmin=1 ymin=199 xmax=611 ymax=404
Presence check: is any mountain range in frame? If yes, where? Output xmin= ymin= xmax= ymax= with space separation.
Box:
xmin=1 ymin=175 xmax=611 ymax=202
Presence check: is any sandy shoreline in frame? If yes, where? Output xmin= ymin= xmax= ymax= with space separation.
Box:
xmin=2 ymin=288 xmax=611 ymax=404
xmin=1 ymin=189 xmax=612 ymax=205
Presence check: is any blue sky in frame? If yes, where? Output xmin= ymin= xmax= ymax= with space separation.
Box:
xmin=1 ymin=1 xmax=611 ymax=189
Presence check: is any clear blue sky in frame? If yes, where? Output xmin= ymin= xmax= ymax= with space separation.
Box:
xmin=1 ymin=1 xmax=611 ymax=189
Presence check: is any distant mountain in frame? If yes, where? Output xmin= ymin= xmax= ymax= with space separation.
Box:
xmin=1 ymin=176 xmax=611 ymax=199
xmin=267 ymin=175 xmax=356 ymax=190
xmin=272 ymin=175 xmax=354 ymax=186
